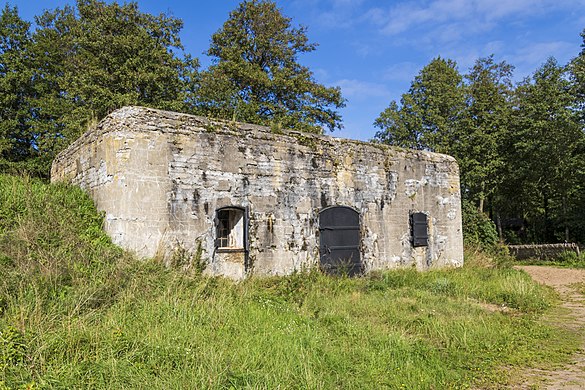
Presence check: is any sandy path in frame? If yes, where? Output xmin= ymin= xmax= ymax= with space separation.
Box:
xmin=515 ymin=266 xmax=585 ymax=389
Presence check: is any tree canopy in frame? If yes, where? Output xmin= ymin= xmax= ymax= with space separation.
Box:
xmin=459 ymin=56 xmax=514 ymax=213
xmin=195 ymin=0 xmax=345 ymax=133
xmin=374 ymin=57 xmax=465 ymax=153
xmin=502 ymin=58 xmax=584 ymax=242
xmin=375 ymin=50 xmax=585 ymax=244
xmin=0 ymin=0 xmax=198 ymax=176
xmin=571 ymin=29 xmax=585 ymax=120
xmin=0 ymin=4 xmax=34 ymax=173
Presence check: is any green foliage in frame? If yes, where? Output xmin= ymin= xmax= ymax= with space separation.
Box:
xmin=0 ymin=325 xmax=26 ymax=371
xmin=376 ymin=47 xmax=585 ymax=244
xmin=168 ymin=241 xmax=207 ymax=274
xmin=0 ymin=174 xmax=578 ymax=389
xmin=556 ymin=250 xmax=585 ymax=266
xmin=458 ymin=56 xmax=513 ymax=212
xmin=517 ymin=250 xmax=585 ymax=269
xmin=374 ymin=57 xmax=465 ymax=153
xmin=502 ymin=58 xmax=584 ymax=243
xmin=0 ymin=5 xmax=39 ymax=176
xmin=196 ymin=0 xmax=345 ymax=133
xmin=461 ymin=200 xmax=501 ymax=253
xmin=0 ymin=1 xmax=199 ymax=178
xmin=0 ymin=174 xmax=126 ymax=320
xmin=570 ymin=28 xmax=585 ymax=121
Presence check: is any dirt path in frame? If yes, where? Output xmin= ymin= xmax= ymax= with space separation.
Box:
xmin=515 ymin=266 xmax=585 ymax=389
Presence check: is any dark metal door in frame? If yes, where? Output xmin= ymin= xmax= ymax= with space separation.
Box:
xmin=319 ymin=206 xmax=362 ymax=276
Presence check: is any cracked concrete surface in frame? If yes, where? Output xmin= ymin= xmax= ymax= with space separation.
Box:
xmin=51 ymin=106 xmax=464 ymax=278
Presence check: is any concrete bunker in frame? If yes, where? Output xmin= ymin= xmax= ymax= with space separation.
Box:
xmin=51 ymin=106 xmax=464 ymax=279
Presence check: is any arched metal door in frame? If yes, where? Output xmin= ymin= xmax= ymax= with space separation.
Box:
xmin=319 ymin=206 xmax=362 ymax=276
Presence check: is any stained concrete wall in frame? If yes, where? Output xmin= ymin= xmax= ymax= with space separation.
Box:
xmin=51 ymin=106 xmax=464 ymax=278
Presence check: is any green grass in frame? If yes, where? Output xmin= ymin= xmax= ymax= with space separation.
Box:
xmin=515 ymin=250 xmax=585 ymax=269
xmin=0 ymin=174 xmax=579 ymax=389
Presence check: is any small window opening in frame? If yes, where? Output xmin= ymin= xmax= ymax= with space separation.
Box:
xmin=411 ymin=212 xmax=428 ymax=247
xmin=216 ymin=208 xmax=244 ymax=249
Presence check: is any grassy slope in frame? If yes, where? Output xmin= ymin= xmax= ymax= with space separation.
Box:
xmin=0 ymin=174 xmax=578 ymax=389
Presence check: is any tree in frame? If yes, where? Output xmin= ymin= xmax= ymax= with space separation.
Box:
xmin=375 ymin=56 xmax=515 ymax=214
xmin=570 ymin=28 xmax=585 ymax=121
xmin=0 ymin=5 xmax=35 ymax=174
xmin=568 ymin=28 xmax=585 ymax=243
xmin=505 ymin=58 xmax=584 ymax=242
xmin=460 ymin=56 xmax=514 ymax=213
xmin=27 ymin=0 xmax=198 ymax=176
xmin=195 ymin=0 xmax=345 ymax=133
xmin=374 ymin=57 xmax=465 ymax=154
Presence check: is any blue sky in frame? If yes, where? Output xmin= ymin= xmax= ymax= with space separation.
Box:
xmin=5 ymin=0 xmax=585 ymax=140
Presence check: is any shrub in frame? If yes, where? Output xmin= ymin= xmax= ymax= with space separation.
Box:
xmin=462 ymin=199 xmax=502 ymax=254
xmin=554 ymin=250 xmax=585 ymax=268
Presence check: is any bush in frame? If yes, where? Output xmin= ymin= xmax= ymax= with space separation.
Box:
xmin=462 ymin=199 xmax=502 ymax=254
xmin=552 ymin=250 xmax=585 ymax=268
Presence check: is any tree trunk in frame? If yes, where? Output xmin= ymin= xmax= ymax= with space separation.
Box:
xmin=563 ymin=196 xmax=569 ymax=242
xmin=543 ymin=193 xmax=550 ymax=243
xmin=478 ymin=182 xmax=485 ymax=213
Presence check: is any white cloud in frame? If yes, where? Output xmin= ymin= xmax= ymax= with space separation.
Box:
xmin=365 ymin=0 xmax=580 ymax=43
xmin=382 ymin=62 xmax=419 ymax=82
xmin=373 ymin=0 xmax=473 ymax=35
xmin=483 ymin=40 xmax=505 ymax=54
xmin=475 ymin=0 xmax=549 ymax=21
xmin=507 ymin=41 xmax=576 ymax=77
xmin=289 ymin=0 xmax=367 ymax=29
xmin=362 ymin=7 xmax=386 ymax=25
xmin=331 ymin=0 xmax=365 ymax=6
xmin=335 ymin=79 xmax=390 ymax=100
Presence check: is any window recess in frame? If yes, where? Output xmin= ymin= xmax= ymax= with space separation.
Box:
xmin=215 ymin=207 xmax=247 ymax=251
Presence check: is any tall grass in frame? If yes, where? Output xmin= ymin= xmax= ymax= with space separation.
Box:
xmin=0 ymin=175 xmax=578 ymax=389
xmin=516 ymin=250 xmax=585 ymax=269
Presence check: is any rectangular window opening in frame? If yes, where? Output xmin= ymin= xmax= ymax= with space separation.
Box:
xmin=216 ymin=208 xmax=245 ymax=250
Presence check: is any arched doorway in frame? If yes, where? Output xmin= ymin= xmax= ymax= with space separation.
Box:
xmin=319 ymin=206 xmax=362 ymax=276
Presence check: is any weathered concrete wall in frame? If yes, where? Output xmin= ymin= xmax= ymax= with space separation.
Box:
xmin=51 ymin=106 xmax=464 ymax=278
